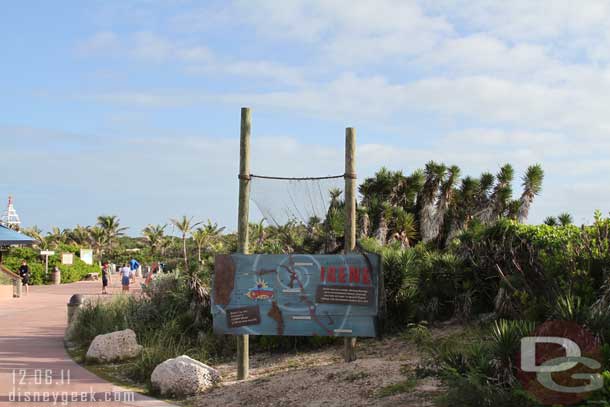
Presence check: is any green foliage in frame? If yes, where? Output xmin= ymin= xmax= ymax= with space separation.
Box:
xmin=381 ymin=246 xmax=419 ymax=328
xmin=3 ymin=246 xmax=98 ymax=285
xmin=458 ymin=214 xmax=610 ymax=320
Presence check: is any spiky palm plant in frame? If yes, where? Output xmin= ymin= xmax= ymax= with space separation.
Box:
xmin=558 ymin=212 xmax=573 ymax=226
xmin=418 ymin=161 xmax=446 ymax=242
xmin=433 ymin=165 xmax=460 ymax=243
xmin=357 ymin=207 xmax=370 ymax=238
xmin=445 ymin=176 xmax=479 ymax=244
xmin=543 ymin=216 xmax=558 ymax=226
xmin=386 ymin=206 xmax=417 ymax=248
xmin=517 ymin=164 xmax=544 ymax=223
xmin=477 ymin=165 xmax=514 ymax=224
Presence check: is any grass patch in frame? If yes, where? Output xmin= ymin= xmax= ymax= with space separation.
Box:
xmin=376 ymin=377 xmax=418 ymax=398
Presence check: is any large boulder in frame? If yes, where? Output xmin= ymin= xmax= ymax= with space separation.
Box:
xmin=86 ymin=329 xmax=142 ymax=363
xmin=151 ymin=355 xmax=221 ymax=397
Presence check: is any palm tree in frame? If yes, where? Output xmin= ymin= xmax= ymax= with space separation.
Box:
xmin=418 ymin=161 xmax=446 ymax=242
xmin=142 ymin=224 xmax=167 ymax=256
xmin=544 ymin=216 xmax=558 ymax=226
xmin=387 ymin=207 xmax=417 ymax=248
xmin=432 ymin=165 xmax=460 ymax=243
xmin=22 ymin=226 xmax=48 ymax=249
xmin=357 ymin=207 xmax=370 ymax=238
xmin=170 ymin=216 xmax=201 ymax=270
xmin=47 ymin=227 xmax=70 ymax=248
xmin=478 ymin=164 xmax=514 ymax=224
xmin=558 ymin=212 xmax=573 ymax=226
xmin=69 ymin=225 xmax=91 ymax=246
xmin=249 ymin=219 xmax=267 ymax=247
xmin=96 ymin=215 xmax=127 ymax=252
xmin=89 ymin=226 xmax=108 ymax=258
xmin=445 ymin=176 xmax=480 ymax=244
xmin=517 ymin=164 xmax=544 ymax=223
xmin=192 ymin=220 xmax=226 ymax=263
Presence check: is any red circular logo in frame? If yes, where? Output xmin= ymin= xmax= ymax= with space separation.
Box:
xmin=516 ymin=320 xmax=603 ymax=405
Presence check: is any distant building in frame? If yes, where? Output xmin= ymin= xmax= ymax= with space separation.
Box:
xmin=0 ymin=196 xmax=21 ymax=230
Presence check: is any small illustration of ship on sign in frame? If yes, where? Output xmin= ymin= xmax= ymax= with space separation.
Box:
xmin=246 ymin=279 xmax=274 ymax=300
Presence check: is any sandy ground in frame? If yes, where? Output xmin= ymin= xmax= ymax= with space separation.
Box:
xmin=189 ymin=336 xmax=442 ymax=407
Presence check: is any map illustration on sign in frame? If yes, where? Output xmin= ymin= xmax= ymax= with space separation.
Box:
xmin=212 ymin=253 xmax=380 ymax=337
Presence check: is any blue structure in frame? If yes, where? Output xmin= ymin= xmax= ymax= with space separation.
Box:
xmin=0 ymin=225 xmax=35 ymax=246
xmin=212 ymin=253 xmax=380 ymax=337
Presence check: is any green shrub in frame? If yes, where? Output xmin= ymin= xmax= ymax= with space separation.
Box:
xmin=3 ymin=246 xmax=98 ymax=285
xmin=458 ymin=213 xmax=610 ymax=320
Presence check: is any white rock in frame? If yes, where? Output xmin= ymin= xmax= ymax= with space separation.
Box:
xmin=151 ymin=355 xmax=221 ymax=396
xmin=86 ymin=329 xmax=142 ymax=363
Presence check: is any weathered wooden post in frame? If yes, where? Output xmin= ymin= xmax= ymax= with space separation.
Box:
xmin=344 ymin=127 xmax=357 ymax=362
xmin=237 ymin=107 xmax=251 ymax=380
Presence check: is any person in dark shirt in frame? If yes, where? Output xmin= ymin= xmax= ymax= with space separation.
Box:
xmin=101 ymin=262 xmax=111 ymax=294
xmin=19 ymin=260 xmax=30 ymax=294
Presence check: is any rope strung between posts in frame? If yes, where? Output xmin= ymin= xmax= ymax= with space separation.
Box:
xmin=238 ymin=173 xmax=356 ymax=181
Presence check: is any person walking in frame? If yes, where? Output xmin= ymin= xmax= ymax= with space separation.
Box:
xmin=18 ymin=260 xmax=30 ymax=295
xmin=120 ymin=263 xmax=132 ymax=292
xmin=129 ymin=258 xmax=140 ymax=281
xmin=101 ymin=262 xmax=111 ymax=294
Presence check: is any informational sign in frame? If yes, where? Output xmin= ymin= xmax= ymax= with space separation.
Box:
xmin=212 ymin=253 xmax=380 ymax=337
xmin=40 ymin=250 xmax=55 ymax=256
xmin=61 ymin=253 xmax=73 ymax=265
xmin=80 ymin=248 xmax=93 ymax=265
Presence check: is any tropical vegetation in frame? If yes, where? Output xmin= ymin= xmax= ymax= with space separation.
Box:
xmin=8 ymin=160 xmax=610 ymax=405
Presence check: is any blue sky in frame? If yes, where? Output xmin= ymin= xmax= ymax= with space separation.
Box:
xmin=2 ymin=1 xmax=610 ymax=234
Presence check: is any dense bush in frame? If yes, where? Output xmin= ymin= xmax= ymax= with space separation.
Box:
xmin=3 ymin=247 xmax=99 ymax=284
xmin=458 ymin=212 xmax=610 ymax=321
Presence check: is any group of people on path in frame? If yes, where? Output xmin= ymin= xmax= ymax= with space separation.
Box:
xmin=101 ymin=258 xmax=141 ymax=294
xmin=16 ymin=257 xmax=154 ymax=296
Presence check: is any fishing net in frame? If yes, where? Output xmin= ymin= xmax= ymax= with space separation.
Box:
xmin=249 ymin=175 xmax=345 ymax=227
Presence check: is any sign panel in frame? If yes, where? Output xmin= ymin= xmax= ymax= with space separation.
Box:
xmin=212 ymin=253 xmax=380 ymax=337
xmin=61 ymin=253 xmax=73 ymax=265
xmin=40 ymin=250 xmax=55 ymax=256
xmin=80 ymin=248 xmax=93 ymax=265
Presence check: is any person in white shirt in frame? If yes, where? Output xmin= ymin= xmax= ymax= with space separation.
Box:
xmin=120 ymin=264 xmax=132 ymax=292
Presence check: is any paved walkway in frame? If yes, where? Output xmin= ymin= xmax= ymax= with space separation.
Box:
xmin=0 ymin=277 xmax=174 ymax=406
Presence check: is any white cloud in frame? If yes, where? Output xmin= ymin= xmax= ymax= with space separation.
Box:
xmin=229 ymin=0 xmax=452 ymax=63
xmin=76 ymin=31 xmax=121 ymax=55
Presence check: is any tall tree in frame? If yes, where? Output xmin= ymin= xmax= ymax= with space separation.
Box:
xmin=517 ymin=164 xmax=544 ymax=223
xmin=142 ymin=224 xmax=167 ymax=256
xmin=96 ymin=215 xmax=127 ymax=252
xmin=22 ymin=226 xmax=48 ymax=249
xmin=432 ymin=165 xmax=460 ymax=243
xmin=418 ymin=161 xmax=446 ymax=242
xmin=477 ymin=164 xmax=514 ymax=224
xmin=192 ymin=220 xmax=225 ymax=263
xmin=89 ymin=226 xmax=108 ymax=259
xmin=69 ymin=225 xmax=91 ymax=246
xmin=170 ymin=216 xmax=200 ymax=270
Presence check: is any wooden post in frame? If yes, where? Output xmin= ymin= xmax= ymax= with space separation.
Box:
xmin=237 ymin=107 xmax=251 ymax=380
xmin=343 ymin=127 xmax=357 ymax=362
